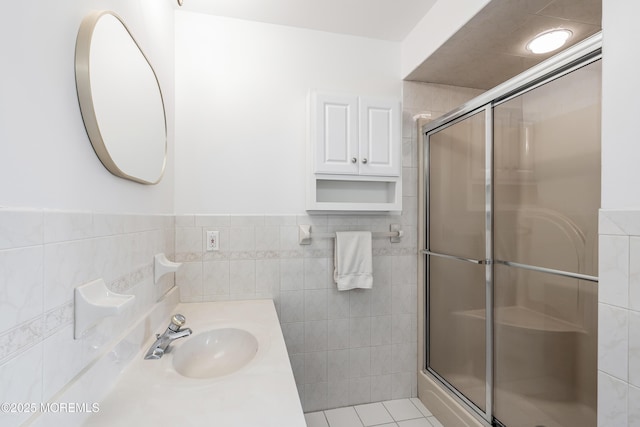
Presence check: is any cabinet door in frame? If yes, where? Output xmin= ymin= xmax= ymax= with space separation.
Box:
xmin=358 ymin=97 xmax=400 ymax=176
xmin=313 ymin=93 xmax=359 ymax=175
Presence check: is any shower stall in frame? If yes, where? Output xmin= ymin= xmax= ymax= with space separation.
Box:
xmin=417 ymin=34 xmax=601 ymax=427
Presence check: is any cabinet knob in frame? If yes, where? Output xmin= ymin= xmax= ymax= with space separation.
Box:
xmin=362 ymin=158 xmax=368 ymax=164
xmin=351 ymin=157 xmax=357 ymax=163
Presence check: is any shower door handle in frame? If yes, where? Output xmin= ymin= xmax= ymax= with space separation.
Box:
xmin=421 ymin=250 xmax=488 ymax=265
xmin=494 ymin=259 xmax=598 ymax=283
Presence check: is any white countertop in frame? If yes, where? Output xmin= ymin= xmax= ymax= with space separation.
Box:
xmin=85 ymin=299 xmax=305 ymax=427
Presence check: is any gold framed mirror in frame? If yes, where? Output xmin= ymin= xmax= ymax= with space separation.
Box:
xmin=75 ymin=10 xmax=167 ymax=185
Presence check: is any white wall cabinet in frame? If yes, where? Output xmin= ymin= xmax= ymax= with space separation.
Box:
xmin=308 ymin=91 xmax=402 ymax=212
xmin=313 ymin=93 xmax=400 ymax=177
xmin=358 ymin=96 xmax=401 ymax=176
xmin=312 ymin=93 xmax=359 ymax=175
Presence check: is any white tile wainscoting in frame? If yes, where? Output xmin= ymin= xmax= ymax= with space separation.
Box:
xmin=0 ymin=208 xmax=175 ymax=427
xmin=174 ymin=212 xmax=419 ymax=411
xmin=598 ymin=209 xmax=640 ymax=426
xmin=0 ymin=207 xmax=421 ymax=424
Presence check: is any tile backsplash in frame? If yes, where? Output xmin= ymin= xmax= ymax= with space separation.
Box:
xmin=12 ymin=197 xmax=630 ymax=424
xmin=174 ymin=212 xmax=418 ymax=411
xmin=598 ymin=209 xmax=640 ymax=427
xmin=0 ymin=206 xmax=419 ymax=422
xmin=0 ymin=209 xmax=174 ymax=427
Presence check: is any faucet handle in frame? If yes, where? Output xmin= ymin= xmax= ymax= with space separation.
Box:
xmin=169 ymin=314 xmax=186 ymax=331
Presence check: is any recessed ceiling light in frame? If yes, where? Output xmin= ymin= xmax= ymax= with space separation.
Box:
xmin=526 ymin=29 xmax=573 ymax=54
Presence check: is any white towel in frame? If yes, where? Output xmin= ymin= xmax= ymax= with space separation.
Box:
xmin=333 ymin=231 xmax=373 ymax=291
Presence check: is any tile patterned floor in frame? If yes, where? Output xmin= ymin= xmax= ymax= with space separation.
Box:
xmin=305 ymin=398 xmax=444 ymax=427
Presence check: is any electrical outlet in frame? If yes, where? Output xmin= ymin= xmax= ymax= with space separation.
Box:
xmin=206 ymin=230 xmax=219 ymax=251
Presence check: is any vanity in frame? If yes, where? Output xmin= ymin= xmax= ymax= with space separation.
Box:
xmin=84 ymin=299 xmax=305 ymax=427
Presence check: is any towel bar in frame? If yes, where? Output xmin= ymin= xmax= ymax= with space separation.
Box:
xmin=298 ymin=224 xmax=403 ymax=245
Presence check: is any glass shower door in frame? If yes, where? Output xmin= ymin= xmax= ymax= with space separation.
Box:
xmin=426 ymin=109 xmax=490 ymax=417
xmin=424 ymin=58 xmax=601 ymax=427
xmin=492 ymin=60 xmax=601 ymax=427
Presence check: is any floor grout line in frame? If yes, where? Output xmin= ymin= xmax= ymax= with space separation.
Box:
xmin=309 ymin=398 xmax=440 ymax=427
xmin=353 ymin=405 xmax=365 ymax=426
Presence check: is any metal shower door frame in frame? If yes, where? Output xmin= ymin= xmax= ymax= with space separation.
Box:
xmin=420 ymin=32 xmax=602 ymax=426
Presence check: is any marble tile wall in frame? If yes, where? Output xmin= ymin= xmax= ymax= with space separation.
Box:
xmin=0 ymin=209 xmax=175 ymax=427
xmin=598 ymin=209 xmax=640 ymax=427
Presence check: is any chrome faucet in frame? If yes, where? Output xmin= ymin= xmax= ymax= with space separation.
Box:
xmin=144 ymin=314 xmax=192 ymax=360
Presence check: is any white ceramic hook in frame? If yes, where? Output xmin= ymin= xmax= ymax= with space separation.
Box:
xmin=298 ymin=225 xmax=312 ymax=245
xmin=74 ymin=278 xmax=135 ymax=339
xmin=154 ymin=253 xmax=182 ymax=284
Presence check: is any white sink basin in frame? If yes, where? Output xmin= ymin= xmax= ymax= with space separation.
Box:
xmin=172 ymin=328 xmax=259 ymax=379
xmin=83 ymin=299 xmax=306 ymax=427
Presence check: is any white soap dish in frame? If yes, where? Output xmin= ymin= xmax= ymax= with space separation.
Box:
xmin=154 ymin=253 xmax=182 ymax=284
xmin=74 ymin=278 xmax=135 ymax=339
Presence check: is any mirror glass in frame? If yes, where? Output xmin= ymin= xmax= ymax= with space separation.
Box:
xmin=75 ymin=11 xmax=166 ymax=184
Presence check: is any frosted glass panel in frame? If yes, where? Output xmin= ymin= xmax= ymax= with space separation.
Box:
xmin=427 ymin=110 xmax=488 ymax=412
xmin=429 ymin=111 xmax=486 ymax=261
xmin=429 ymin=256 xmax=486 ymax=411
xmin=493 ymin=60 xmax=601 ymax=427
xmin=493 ymin=265 xmax=597 ymax=427
xmin=493 ymin=61 xmax=601 ymax=276
xmin=425 ymin=58 xmax=600 ymax=427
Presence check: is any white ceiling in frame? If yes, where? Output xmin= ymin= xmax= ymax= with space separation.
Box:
xmin=178 ymin=0 xmax=601 ymax=89
xmin=179 ymin=0 xmax=438 ymax=41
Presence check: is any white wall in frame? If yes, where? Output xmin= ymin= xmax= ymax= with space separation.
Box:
xmin=174 ymin=11 xmax=401 ymax=214
xmin=0 ymin=0 xmax=174 ymax=214
xmin=400 ymin=0 xmax=490 ymax=79
xmin=601 ymin=0 xmax=640 ymax=209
